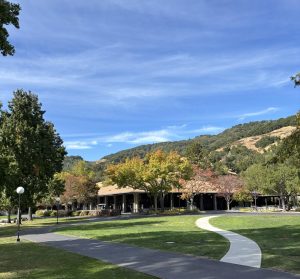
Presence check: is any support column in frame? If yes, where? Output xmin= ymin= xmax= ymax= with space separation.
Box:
xmin=122 ymin=194 xmax=126 ymax=213
xmin=113 ymin=196 xmax=117 ymax=210
xmin=213 ymin=194 xmax=217 ymax=210
xmin=133 ymin=193 xmax=139 ymax=213
xmin=89 ymin=203 xmax=92 ymax=210
xmin=170 ymin=193 xmax=174 ymax=209
xmin=97 ymin=195 xmax=100 ymax=209
xmin=200 ymin=194 xmax=204 ymax=211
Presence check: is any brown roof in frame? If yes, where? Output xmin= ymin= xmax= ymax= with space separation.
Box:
xmin=97 ymin=183 xmax=145 ymax=196
xmin=97 ymin=181 xmax=220 ymax=196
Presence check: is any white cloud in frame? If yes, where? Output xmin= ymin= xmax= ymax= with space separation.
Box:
xmin=63 ymin=124 xmax=225 ymax=151
xmin=238 ymin=107 xmax=279 ymax=120
xmin=64 ymin=140 xmax=98 ymax=150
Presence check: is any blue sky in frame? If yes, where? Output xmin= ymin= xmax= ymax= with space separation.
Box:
xmin=1 ymin=0 xmax=300 ymax=161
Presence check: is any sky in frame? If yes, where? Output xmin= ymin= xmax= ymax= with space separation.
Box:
xmin=1 ymin=0 xmax=300 ymax=161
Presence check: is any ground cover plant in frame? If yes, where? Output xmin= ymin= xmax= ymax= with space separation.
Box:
xmin=211 ymin=215 xmax=300 ymax=275
xmin=0 ymin=219 xmax=155 ymax=279
xmin=55 ymin=215 xmax=229 ymax=259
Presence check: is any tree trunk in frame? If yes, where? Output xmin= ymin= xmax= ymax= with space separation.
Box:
xmin=154 ymin=195 xmax=158 ymax=212
xmin=28 ymin=206 xmax=33 ymax=221
xmin=281 ymin=196 xmax=286 ymax=211
xmin=7 ymin=209 xmax=11 ymax=223
xmin=159 ymin=193 xmax=165 ymax=212
xmin=226 ymin=200 xmax=230 ymax=211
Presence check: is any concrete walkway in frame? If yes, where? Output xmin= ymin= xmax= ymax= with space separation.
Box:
xmin=20 ymin=218 xmax=298 ymax=279
xmin=196 ymin=216 xmax=262 ymax=268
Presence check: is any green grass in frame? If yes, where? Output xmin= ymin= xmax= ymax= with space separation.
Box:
xmin=55 ymin=215 xmax=229 ymax=259
xmin=211 ymin=215 xmax=300 ymax=275
xmin=0 ymin=216 xmax=95 ymax=237
xmin=0 ymin=237 xmax=154 ymax=279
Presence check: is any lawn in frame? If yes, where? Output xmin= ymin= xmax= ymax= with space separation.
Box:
xmin=211 ymin=215 xmax=300 ymax=275
xmin=0 ymin=237 xmax=155 ymax=279
xmin=55 ymin=215 xmax=229 ymax=259
xmin=0 ymin=218 xmax=155 ymax=279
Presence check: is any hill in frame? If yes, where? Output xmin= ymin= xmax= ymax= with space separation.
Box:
xmin=102 ymin=115 xmax=297 ymax=163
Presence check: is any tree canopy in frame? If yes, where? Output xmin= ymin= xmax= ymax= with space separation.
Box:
xmin=0 ymin=90 xmax=66 ymax=219
xmin=0 ymin=0 xmax=21 ymax=56
xmin=106 ymin=150 xmax=193 ymax=211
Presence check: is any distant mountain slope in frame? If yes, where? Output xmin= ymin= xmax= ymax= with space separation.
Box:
xmin=102 ymin=115 xmax=297 ymax=163
xmin=231 ymin=126 xmax=296 ymax=153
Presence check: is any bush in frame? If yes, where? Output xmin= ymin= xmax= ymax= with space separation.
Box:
xmin=71 ymin=211 xmax=81 ymax=217
xmin=295 ymin=208 xmax=300 ymax=212
xmin=35 ymin=210 xmax=51 ymax=217
xmin=255 ymin=136 xmax=280 ymax=149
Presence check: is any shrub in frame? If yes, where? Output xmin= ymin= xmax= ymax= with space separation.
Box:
xmin=71 ymin=211 xmax=81 ymax=217
xmin=295 ymin=208 xmax=300 ymax=212
xmin=35 ymin=210 xmax=51 ymax=217
xmin=255 ymin=136 xmax=280 ymax=149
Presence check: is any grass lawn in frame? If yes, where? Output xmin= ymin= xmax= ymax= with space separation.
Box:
xmin=211 ymin=215 xmax=300 ymax=275
xmin=55 ymin=215 xmax=229 ymax=259
xmin=0 ymin=218 xmax=155 ymax=279
xmin=0 ymin=237 xmax=154 ymax=279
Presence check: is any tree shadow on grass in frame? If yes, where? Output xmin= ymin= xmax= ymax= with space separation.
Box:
xmin=0 ymin=239 xmax=153 ymax=279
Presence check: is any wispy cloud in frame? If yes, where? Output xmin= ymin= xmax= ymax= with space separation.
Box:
xmin=238 ymin=107 xmax=279 ymax=120
xmin=64 ymin=140 xmax=98 ymax=150
xmin=63 ymin=124 xmax=225 ymax=150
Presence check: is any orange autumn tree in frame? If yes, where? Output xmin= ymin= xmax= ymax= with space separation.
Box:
xmin=180 ymin=166 xmax=217 ymax=209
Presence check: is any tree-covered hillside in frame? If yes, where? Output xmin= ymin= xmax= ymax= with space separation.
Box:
xmin=102 ymin=115 xmax=296 ymax=163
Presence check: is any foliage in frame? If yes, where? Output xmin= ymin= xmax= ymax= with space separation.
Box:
xmin=59 ymin=161 xmax=97 ymax=206
xmin=180 ymin=167 xmax=215 ymax=207
xmin=0 ymin=90 xmax=66 ymax=219
xmin=242 ymin=164 xmax=268 ymax=194
xmin=103 ymin=115 xmax=296 ymax=164
xmin=106 ymin=150 xmax=193 ymax=211
xmin=0 ymin=0 xmax=21 ymax=56
xmin=233 ymin=189 xmax=253 ymax=203
xmin=185 ymin=141 xmax=210 ymax=168
xmin=255 ymin=135 xmax=280 ymax=149
xmin=216 ymin=175 xmax=244 ymax=210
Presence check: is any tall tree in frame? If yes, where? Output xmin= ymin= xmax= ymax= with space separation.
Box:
xmin=106 ymin=150 xmax=193 ymax=211
xmin=242 ymin=164 xmax=267 ymax=208
xmin=0 ymin=0 xmax=21 ymax=56
xmin=0 ymin=90 xmax=66 ymax=219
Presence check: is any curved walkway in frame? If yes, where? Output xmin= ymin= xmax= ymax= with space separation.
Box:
xmin=19 ymin=215 xmax=299 ymax=279
xmin=196 ymin=215 xmax=262 ymax=268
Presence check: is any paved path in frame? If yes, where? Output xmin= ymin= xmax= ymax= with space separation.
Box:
xmin=196 ymin=216 xmax=262 ymax=268
xmin=20 ymin=218 xmax=298 ymax=279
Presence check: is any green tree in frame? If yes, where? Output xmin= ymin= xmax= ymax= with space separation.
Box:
xmin=264 ymin=164 xmax=299 ymax=211
xmin=106 ymin=150 xmax=193 ymax=211
xmin=185 ymin=141 xmax=210 ymax=168
xmin=0 ymin=90 xmax=66 ymax=219
xmin=0 ymin=0 xmax=21 ymax=56
xmin=242 ymin=164 xmax=267 ymax=198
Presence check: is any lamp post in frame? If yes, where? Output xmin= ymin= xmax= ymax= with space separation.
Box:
xmin=16 ymin=186 xmax=25 ymax=242
xmin=55 ymin=197 xmax=60 ymax=225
